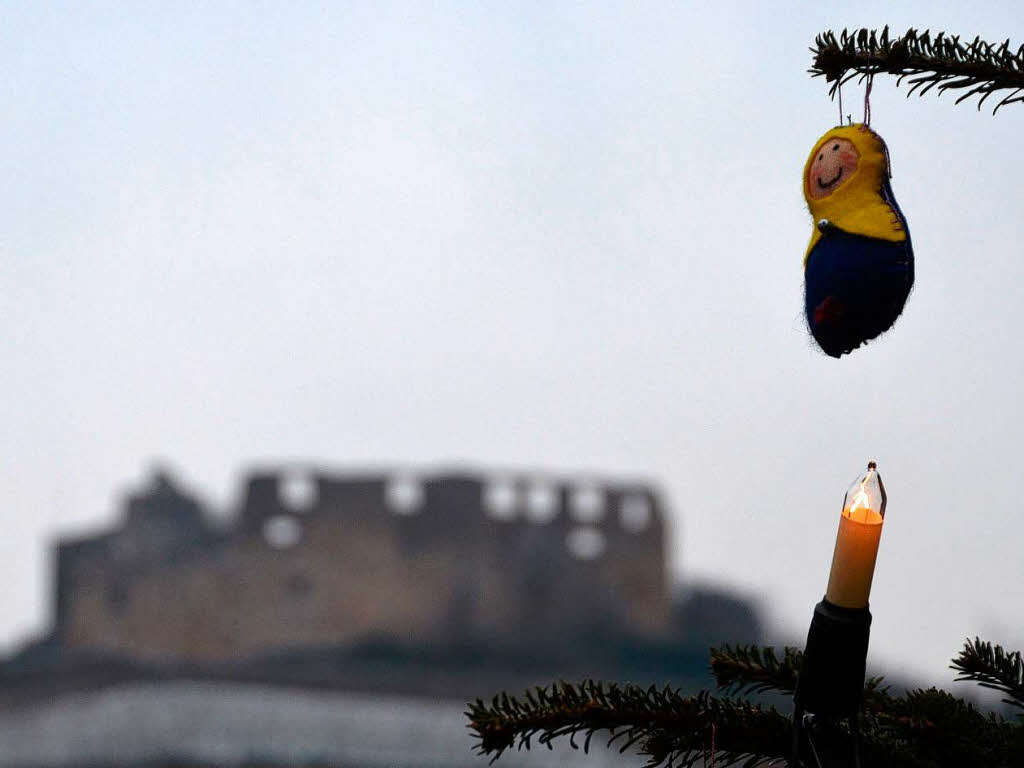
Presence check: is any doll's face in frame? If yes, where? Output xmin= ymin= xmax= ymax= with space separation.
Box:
xmin=807 ymin=138 xmax=860 ymax=200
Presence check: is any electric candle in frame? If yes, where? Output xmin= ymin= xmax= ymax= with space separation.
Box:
xmin=825 ymin=462 xmax=886 ymax=610
xmin=794 ymin=461 xmax=888 ymax=721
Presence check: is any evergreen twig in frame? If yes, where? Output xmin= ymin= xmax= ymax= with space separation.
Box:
xmin=467 ymin=640 xmax=1024 ymax=767
xmin=951 ymin=637 xmax=1024 ymax=711
xmin=810 ymin=27 xmax=1024 ymax=112
xmin=858 ymin=686 xmax=1023 ymax=767
xmin=466 ymin=681 xmax=790 ymax=768
xmin=710 ymin=644 xmax=801 ymax=697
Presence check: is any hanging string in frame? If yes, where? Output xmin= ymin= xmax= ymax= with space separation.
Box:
xmin=863 ymin=72 xmax=874 ymax=127
xmin=837 ymin=79 xmax=843 ymax=125
xmin=701 ymin=724 xmax=717 ymax=768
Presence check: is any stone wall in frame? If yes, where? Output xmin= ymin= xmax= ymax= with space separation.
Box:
xmin=54 ymin=468 xmax=668 ymax=662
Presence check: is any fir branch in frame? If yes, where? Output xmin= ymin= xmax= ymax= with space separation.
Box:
xmin=810 ymin=27 xmax=1024 ymax=112
xmin=709 ymin=644 xmax=894 ymax=711
xmin=710 ymin=644 xmax=801 ymax=697
xmin=640 ymin=694 xmax=792 ymax=768
xmin=466 ymin=676 xmax=1024 ymax=768
xmin=468 ymin=642 xmax=1024 ymax=767
xmin=861 ymin=675 xmax=894 ymax=713
xmin=951 ymin=637 xmax=1024 ymax=711
xmin=859 ymin=686 xmax=1022 ymax=767
xmin=466 ymin=681 xmax=791 ymax=767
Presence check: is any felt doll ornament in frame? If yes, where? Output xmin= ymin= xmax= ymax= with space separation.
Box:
xmin=803 ymin=124 xmax=914 ymax=357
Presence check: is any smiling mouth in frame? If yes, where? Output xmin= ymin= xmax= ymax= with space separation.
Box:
xmin=817 ymin=169 xmax=843 ymax=189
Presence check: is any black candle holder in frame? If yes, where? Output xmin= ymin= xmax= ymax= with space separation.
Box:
xmin=795 ymin=598 xmax=872 ymax=717
xmin=791 ymin=600 xmax=872 ymax=766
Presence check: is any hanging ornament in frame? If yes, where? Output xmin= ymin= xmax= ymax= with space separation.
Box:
xmin=802 ymin=117 xmax=914 ymax=358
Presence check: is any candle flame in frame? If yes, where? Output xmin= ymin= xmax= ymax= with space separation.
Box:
xmin=845 ymin=469 xmax=880 ymax=524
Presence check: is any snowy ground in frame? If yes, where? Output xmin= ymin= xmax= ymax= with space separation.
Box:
xmin=0 ymin=681 xmax=646 ymax=768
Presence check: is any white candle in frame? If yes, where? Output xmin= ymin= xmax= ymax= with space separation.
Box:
xmin=824 ymin=463 xmax=886 ymax=610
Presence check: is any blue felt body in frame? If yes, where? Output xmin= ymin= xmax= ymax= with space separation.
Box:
xmin=804 ymin=181 xmax=914 ymax=358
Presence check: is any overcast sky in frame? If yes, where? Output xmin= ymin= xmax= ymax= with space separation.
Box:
xmin=2 ymin=1 xmax=1022 ymax=693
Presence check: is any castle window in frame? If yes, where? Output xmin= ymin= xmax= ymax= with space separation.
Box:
xmin=386 ymin=476 xmax=423 ymax=515
xmin=571 ymin=485 xmax=605 ymax=523
xmin=566 ymin=526 xmax=606 ymax=560
xmin=263 ymin=514 xmax=303 ymax=549
xmin=620 ymin=494 xmax=652 ymax=533
xmin=484 ymin=480 xmax=518 ymax=521
xmin=526 ymin=482 xmax=558 ymax=523
xmin=279 ymin=473 xmax=317 ymax=512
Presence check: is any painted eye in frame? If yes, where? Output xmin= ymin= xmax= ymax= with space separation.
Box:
xmin=818 ymin=154 xmax=823 ymax=161
xmin=832 ymin=143 xmax=839 ymax=151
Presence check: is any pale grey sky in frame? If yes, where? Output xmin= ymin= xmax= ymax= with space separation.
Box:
xmin=2 ymin=1 xmax=1022 ymax=692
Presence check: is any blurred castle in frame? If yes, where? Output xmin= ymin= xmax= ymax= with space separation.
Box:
xmin=0 ymin=466 xmax=766 ymax=768
xmin=54 ymin=468 xmax=668 ymax=663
